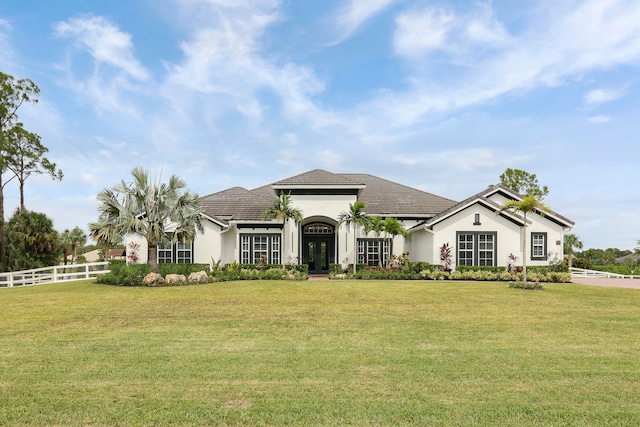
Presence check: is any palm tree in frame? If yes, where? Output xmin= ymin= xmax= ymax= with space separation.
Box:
xmin=92 ymin=167 xmax=204 ymax=272
xmin=564 ymin=234 xmax=583 ymax=269
xmin=262 ymin=192 xmax=303 ymax=265
xmin=382 ymin=217 xmax=407 ymax=268
xmin=499 ymin=193 xmax=550 ymax=283
xmin=364 ymin=216 xmax=385 ymax=267
xmin=69 ymin=226 xmax=87 ymax=264
xmin=88 ymin=216 xmax=122 ymax=262
xmin=59 ymin=229 xmax=72 ymax=265
xmin=337 ymin=201 xmax=369 ymax=274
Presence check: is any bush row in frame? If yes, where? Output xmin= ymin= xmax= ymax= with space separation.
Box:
xmin=97 ymin=261 xmax=309 ymax=286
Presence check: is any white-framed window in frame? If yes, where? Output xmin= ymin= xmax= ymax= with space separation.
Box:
xmin=240 ymin=234 xmax=281 ymax=264
xmin=457 ymin=234 xmax=474 ymax=266
xmin=478 ymin=234 xmax=495 ymax=266
xmin=357 ymin=239 xmax=390 ymax=266
xmin=157 ymin=241 xmax=193 ymax=263
xmin=457 ymin=232 xmax=497 ymax=267
xmin=531 ymin=232 xmax=547 ymax=260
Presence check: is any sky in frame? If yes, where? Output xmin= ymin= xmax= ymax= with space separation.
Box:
xmin=0 ymin=0 xmax=639 ymax=251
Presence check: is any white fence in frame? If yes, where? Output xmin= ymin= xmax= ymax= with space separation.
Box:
xmin=0 ymin=262 xmax=111 ymax=288
xmin=570 ymin=267 xmax=640 ymax=279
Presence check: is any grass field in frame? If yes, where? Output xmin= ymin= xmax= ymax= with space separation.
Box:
xmin=1 ymin=279 xmax=639 ymax=426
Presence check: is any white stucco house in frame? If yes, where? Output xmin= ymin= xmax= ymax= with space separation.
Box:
xmin=127 ymin=169 xmax=574 ymax=274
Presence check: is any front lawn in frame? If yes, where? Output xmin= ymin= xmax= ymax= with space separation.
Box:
xmin=1 ymin=280 xmax=638 ymax=426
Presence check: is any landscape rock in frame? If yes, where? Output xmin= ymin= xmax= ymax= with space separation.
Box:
xmin=165 ymin=274 xmax=187 ymax=285
xmin=143 ymin=272 xmax=164 ymax=285
xmin=188 ymin=270 xmax=209 ymax=283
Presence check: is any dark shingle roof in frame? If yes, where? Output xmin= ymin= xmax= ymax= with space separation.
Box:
xmin=199 ymin=170 xmax=459 ymax=222
xmin=272 ymin=169 xmax=365 ymax=188
xmin=199 ymin=186 xmax=274 ymax=222
xmin=345 ymin=173 xmax=457 ymax=216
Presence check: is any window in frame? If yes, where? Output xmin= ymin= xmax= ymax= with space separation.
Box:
xmin=457 ymin=234 xmax=473 ymax=266
xmin=357 ymin=239 xmax=390 ymax=266
xmin=157 ymin=241 xmax=193 ymax=263
xmin=304 ymin=223 xmax=333 ymax=234
xmin=531 ymin=232 xmax=547 ymax=260
xmin=240 ymin=234 xmax=281 ymax=264
xmin=478 ymin=234 xmax=495 ymax=266
xmin=473 ymin=213 xmax=481 ymax=225
xmin=456 ymin=232 xmax=497 ymax=267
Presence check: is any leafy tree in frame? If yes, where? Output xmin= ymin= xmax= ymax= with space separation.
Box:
xmin=564 ymin=233 xmax=583 ymax=269
xmin=382 ymin=217 xmax=407 ymax=268
xmin=364 ymin=215 xmax=386 ymax=267
xmin=0 ymin=71 xmax=40 ymax=266
xmin=337 ymin=201 xmax=370 ymax=274
xmin=92 ymin=167 xmax=204 ymax=272
xmin=499 ymin=194 xmax=550 ymax=283
xmin=4 ymin=123 xmax=63 ymax=212
xmin=262 ymin=192 xmax=303 ymax=265
xmin=498 ymin=168 xmax=549 ymax=199
xmin=3 ymin=209 xmax=59 ymax=271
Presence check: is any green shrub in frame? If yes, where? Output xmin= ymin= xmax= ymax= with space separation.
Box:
xmin=406 ymin=262 xmax=441 ymax=274
xmin=158 ymin=263 xmax=209 ymax=276
xmin=509 ymin=281 xmax=544 ymax=290
xmin=97 ymin=263 xmax=152 ymax=286
xmin=456 ymin=265 xmax=505 ymax=274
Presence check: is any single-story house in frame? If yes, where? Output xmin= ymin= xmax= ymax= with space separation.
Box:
xmin=127 ymin=169 xmax=574 ymax=273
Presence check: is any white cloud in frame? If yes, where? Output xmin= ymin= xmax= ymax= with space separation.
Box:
xmin=0 ymin=19 xmax=16 ymax=70
xmin=366 ymin=0 xmax=640 ymax=130
xmin=584 ymin=88 xmax=623 ymax=105
xmin=587 ymin=115 xmax=611 ymax=123
xmin=328 ymin=0 xmax=399 ymax=45
xmin=394 ymin=3 xmax=510 ymax=59
xmin=54 ymin=15 xmax=149 ymax=81
xmin=394 ymin=8 xmax=455 ymax=57
xmin=164 ymin=0 xmax=329 ymax=126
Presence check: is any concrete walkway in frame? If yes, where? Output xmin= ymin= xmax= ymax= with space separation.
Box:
xmin=571 ymin=277 xmax=640 ymax=289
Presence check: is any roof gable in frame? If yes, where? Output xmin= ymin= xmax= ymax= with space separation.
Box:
xmin=422 ymin=184 xmax=574 ymax=229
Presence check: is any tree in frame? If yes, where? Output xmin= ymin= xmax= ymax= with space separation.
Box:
xmin=3 ymin=209 xmax=59 ymax=271
xmin=498 ymin=168 xmax=549 ymax=199
xmin=88 ymin=216 xmax=123 ymax=262
xmin=4 ymin=124 xmax=63 ymax=212
xmin=499 ymin=194 xmax=550 ymax=283
xmin=262 ymin=192 xmax=303 ymax=265
xmin=337 ymin=201 xmax=369 ymax=274
xmin=564 ymin=233 xmax=583 ymax=269
xmin=0 ymin=71 xmax=40 ymax=267
xmin=59 ymin=229 xmax=72 ymax=265
xmin=92 ymin=167 xmax=204 ymax=272
xmin=382 ymin=217 xmax=407 ymax=268
xmin=69 ymin=226 xmax=87 ymax=264
xmin=364 ymin=215 xmax=385 ymax=267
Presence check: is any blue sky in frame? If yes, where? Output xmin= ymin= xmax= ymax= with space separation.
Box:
xmin=1 ymin=0 xmax=639 ymax=251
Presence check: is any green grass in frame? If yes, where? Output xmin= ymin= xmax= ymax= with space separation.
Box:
xmin=1 ymin=280 xmax=639 ymax=426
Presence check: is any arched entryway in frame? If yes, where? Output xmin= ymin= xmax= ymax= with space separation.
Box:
xmin=301 ymin=222 xmax=335 ymax=274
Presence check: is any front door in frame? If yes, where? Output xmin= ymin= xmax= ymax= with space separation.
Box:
xmin=303 ymin=237 xmax=332 ymax=274
xmin=302 ymin=222 xmax=335 ymax=274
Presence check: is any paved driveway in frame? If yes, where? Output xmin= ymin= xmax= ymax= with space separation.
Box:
xmin=571 ymin=277 xmax=640 ymax=289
